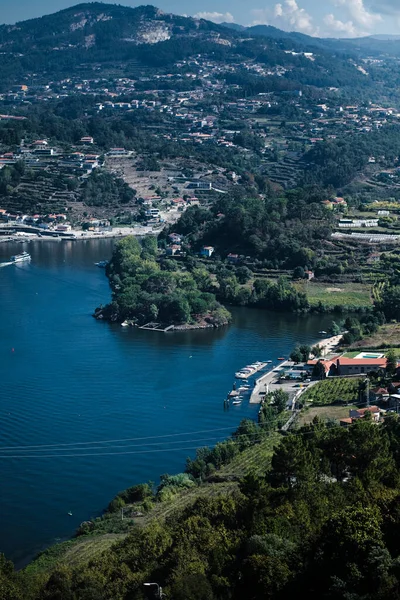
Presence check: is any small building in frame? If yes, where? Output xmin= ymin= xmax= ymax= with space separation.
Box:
xmin=80 ymin=136 xmax=94 ymax=144
xmin=32 ymin=139 xmax=48 ymax=150
xmin=350 ymin=406 xmax=380 ymax=422
xmin=305 ymin=270 xmax=315 ymax=281
xmin=200 ymin=246 xmax=214 ymax=258
xmin=108 ymin=148 xmax=127 ymax=156
xmin=166 ymin=244 xmax=181 ymax=256
xmin=227 ymin=253 xmax=240 ymax=264
xmin=168 ymin=233 xmax=182 ymax=244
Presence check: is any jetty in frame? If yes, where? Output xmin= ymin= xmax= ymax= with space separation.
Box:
xmin=250 ymin=361 xmax=291 ymax=404
xmin=138 ymin=322 xmax=175 ymax=332
xmin=235 ymin=361 xmax=268 ymax=379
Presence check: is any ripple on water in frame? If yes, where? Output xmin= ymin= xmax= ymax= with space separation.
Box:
xmin=0 ymin=239 xmax=332 ymax=564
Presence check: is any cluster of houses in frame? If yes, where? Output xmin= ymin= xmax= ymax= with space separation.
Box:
xmin=0 ymin=139 xmax=102 ymax=174
xmin=306 ymin=352 xmax=400 ymax=426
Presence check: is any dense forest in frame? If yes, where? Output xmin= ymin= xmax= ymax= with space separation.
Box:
xmin=162 ymin=185 xmax=334 ymax=269
xmin=96 ymin=236 xmax=231 ymax=326
xmin=5 ymin=416 xmax=400 ymax=598
xmin=304 ymin=125 xmax=400 ymax=188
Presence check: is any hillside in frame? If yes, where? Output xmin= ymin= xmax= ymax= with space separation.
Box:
xmin=0 ymin=2 xmax=377 ymax=91
xmin=5 ymin=416 xmax=400 ymax=599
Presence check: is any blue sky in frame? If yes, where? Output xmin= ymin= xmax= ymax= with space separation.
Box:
xmin=1 ymin=0 xmax=400 ymax=37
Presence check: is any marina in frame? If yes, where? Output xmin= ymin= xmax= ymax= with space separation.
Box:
xmin=234 ymin=361 xmax=268 ymax=379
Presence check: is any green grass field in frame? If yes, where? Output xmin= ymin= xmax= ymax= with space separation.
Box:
xmin=295 ymin=281 xmax=372 ymax=308
xmin=349 ymin=323 xmax=400 ymax=349
xmin=344 ymin=348 xmax=400 ymax=358
xmin=296 ymin=404 xmax=358 ymax=426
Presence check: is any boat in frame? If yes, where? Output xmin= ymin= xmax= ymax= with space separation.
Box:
xmin=266 ymin=360 xmax=272 ymax=363
xmin=95 ymin=260 xmax=109 ymax=268
xmin=277 ymin=357 xmax=285 ymax=361
xmin=10 ymin=251 xmax=31 ymax=263
xmin=319 ymin=330 xmax=327 ymax=335
xmin=232 ymin=399 xmax=242 ymax=405
xmin=67 ymin=511 xmax=73 ymax=516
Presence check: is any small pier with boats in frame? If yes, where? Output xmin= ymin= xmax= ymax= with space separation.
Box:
xmin=225 ymin=360 xmax=275 ymax=407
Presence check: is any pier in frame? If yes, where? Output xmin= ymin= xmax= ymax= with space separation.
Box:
xmin=249 ymin=361 xmax=291 ymax=404
xmin=138 ymin=322 xmax=175 ymax=332
xmin=235 ymin=361 xmax=268 ymax=379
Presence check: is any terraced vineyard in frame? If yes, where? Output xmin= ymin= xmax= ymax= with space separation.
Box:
xmin=301 ymin=377 xmax=362 ymax=406
xmin=25 ymin=434 xmax=280 ymax=574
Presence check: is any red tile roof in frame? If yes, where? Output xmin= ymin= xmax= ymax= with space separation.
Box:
xmin=338 ymin=357 xmax=387 ymax=366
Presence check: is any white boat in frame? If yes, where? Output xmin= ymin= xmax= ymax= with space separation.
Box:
xmin=95 ymin=260 xmax=109 ymax=268
xmin=232 ymin=399 xmax=242 ymax=405
xmin=10 ymin=251 xmax=31 ymax=263
xmin=319 ymin=330 xmax=327 ymax=335
xmin=235 ymin=371 xmax=252 ymax=379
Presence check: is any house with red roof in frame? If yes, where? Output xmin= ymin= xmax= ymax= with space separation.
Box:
xmin=336 ymin=357 xmax=387 ymax=376
xmin=340 ymin=406 xmax=381 ymax=427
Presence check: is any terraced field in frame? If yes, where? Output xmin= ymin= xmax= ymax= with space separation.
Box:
xmin=300 ymin=377 xmax=362 ymax=406
xmin=25 ymin=434 xmax=280 ymax=575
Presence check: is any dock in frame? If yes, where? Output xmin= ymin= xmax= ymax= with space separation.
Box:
xmin=138 ymin=322 xmax=175 ymax=332
xmin=249 ymin=361 xmax=291 ymax=404
xmin=236 ymin=361 xmax=269 ymax=379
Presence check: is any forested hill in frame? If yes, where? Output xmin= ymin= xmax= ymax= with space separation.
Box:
xmin=0 ymin=2 xmax=376 ymax=91
xmin=5 ymin=416 xmax=400 ymax=599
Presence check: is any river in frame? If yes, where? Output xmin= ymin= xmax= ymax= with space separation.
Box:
xmin=0 ymin=238 xmax=332 ymax=566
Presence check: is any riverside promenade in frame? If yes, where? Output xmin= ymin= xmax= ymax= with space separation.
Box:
xmin=249 ymin=361 xmax=291 ymax=404
xmin=249 ymin=333 xmax=344 ymax=404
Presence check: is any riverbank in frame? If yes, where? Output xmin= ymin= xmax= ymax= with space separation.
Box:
xmin=249 ymin=333 xmax=343 ymax=404
xmin=0 ymin=225 xmax=158 ymax=244
xmin=0 ymin=239 xmax=333 ymax=564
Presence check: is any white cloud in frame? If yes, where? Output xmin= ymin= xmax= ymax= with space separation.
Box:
xmin=252 ymin=0 xmax=317 ymax=35
xmin=334 ymin=0 xmax=382 ymax=28
xmin=323 ymin=13 xmax=359 ymax=37
xmin=194 ymin=11 xmax=235 ymax=24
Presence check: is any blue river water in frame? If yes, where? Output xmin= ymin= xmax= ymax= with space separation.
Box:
xmin=0 ymin=238 xmax=332 ymax=566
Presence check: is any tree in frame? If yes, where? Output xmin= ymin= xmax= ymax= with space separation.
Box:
xmin=236 ymin=266 xmax=253 ymax=284
xmin=272 ymin=389 xmax=289 ymax=413
xmin=290 ymin=347 xmax=303 ymax=363
xmin=378 ymin=285 xmax=400 ymax=321
xmin=330 ymin=321 xmax=341 ymax=336
xmin=386 ymin=349 xmax=397 ymax=377
xmin=293 ymin=266 xmax=305 ymax=280
xmin=311 ymin=344 xmax=322 ymax=358
xmin=141 ymin=235 xmax=158 ymax=257
xmin=299 ymin=344 xmax=311 ymax=362
xmin=312 ymin=360 xmax=326 ymax=380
